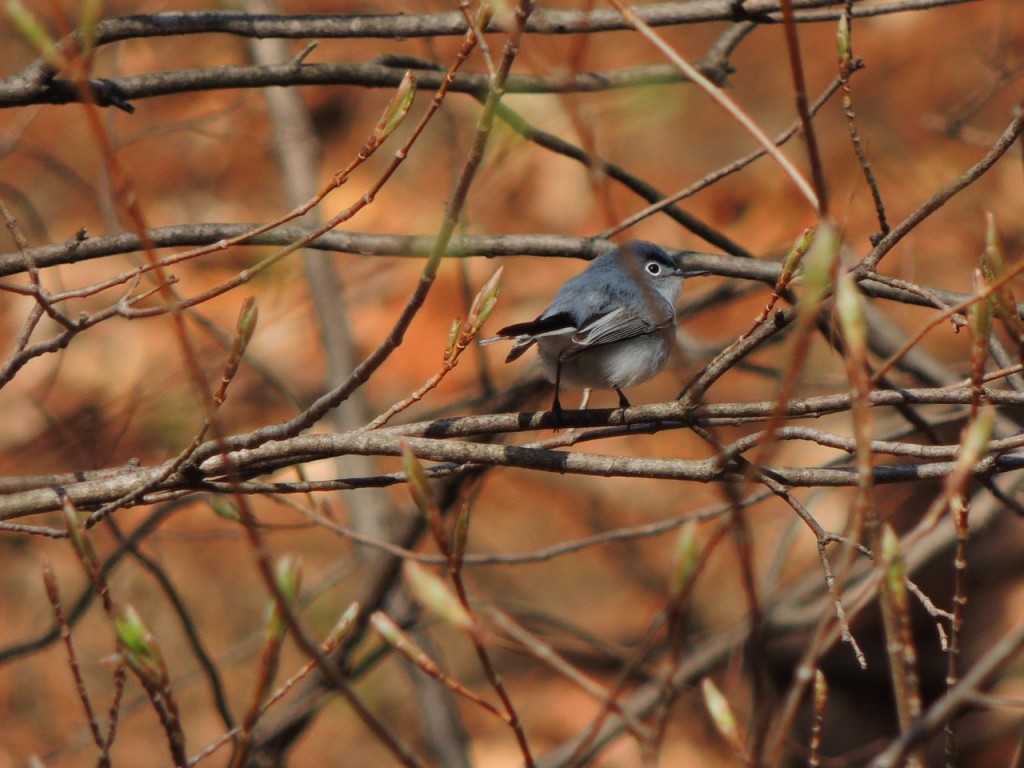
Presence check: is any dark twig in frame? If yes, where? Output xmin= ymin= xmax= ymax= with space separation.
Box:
xmin=42 ymin=562 xmax=111 ymax=767
xmin=859 ymin=110 xmax=1024 ymax=273
xmin=869 ymin=620 xmax=1024 ymax=768
xmin=838 ymin=2 xmax=889 ymax=241
xmin=779 ymin=0 xmax=829 ymax=216
xmin=106 ymin=519 xmax=236 ymax=732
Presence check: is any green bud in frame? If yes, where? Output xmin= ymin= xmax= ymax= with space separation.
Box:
xmin=444 ymin=318 xmax=461 ymax=362
xmin=701 ymin=677 xmax=744 ymax=752
xmin=402 ymin=561 xmax=473 ymax=630
xmin=275 ymin=555 xmax=302 ymax=604
xmin=371 ymin=611 xmax=443 ymax=675
xmin=881 ymin=525 xmax=907 ymax=605
xmin=61 ymin=494 xmax=98 ymax=574
xmin=958 ymin=404 xmax=994 ymax=473
xmin=326 ymin=602 xmax=360 ymax=646
xmin=235 ymin=296 xmax=258 ymax=356
xmin=474 ymin=3 xmax=494 ymax=32
xmin=813 ymin=668 xmax=828 ymax=709
xmin=401 ymin=440 xmax=437 ymax=520
xmin=450 ymin=502 xmax=472 ymax=564
xmin=373 ymin=70 xmax=416 ymax=144
xmin=780 ymin=227 xmax=815 ymax=281
xmin=468 ymin=267 xmax=503 ymax=334
xmin=207 ymin=496 xmax=240 ymax=521
xmin=668 ymin=521 xmax=699 ymax=598
xmin=801 ymin=220 xmax=839 ymax=309
xmin=982 ymin=212 xmax=1005 ymax=277
xmin=265 ymin=555 xmax=302 ymax=638
xmin=968 ymin=273 xmax=993 ymax=344
xmin=835 ymin=271 xmax=867 ymax=354
xmin=115 ymin=605 xmax=165 ymax=682
xmin=836 ymin=13 xmax=851 ymax=68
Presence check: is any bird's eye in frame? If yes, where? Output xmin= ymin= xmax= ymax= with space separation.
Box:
xmin=645 ymin=261 xmax=662 ymax=276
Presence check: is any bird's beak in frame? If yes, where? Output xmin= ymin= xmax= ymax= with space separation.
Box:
xmin=670 ymin=251 xmax=715 ymax=278
xmin=677 ymin=267 xmax=710 ymax=278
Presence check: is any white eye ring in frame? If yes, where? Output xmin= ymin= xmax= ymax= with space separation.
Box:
xmin=645 ymin=261 xmax=662 ymax=276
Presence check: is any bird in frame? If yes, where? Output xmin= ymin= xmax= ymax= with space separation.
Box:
xmin=481 ymin=241 xmax=705 ymax=418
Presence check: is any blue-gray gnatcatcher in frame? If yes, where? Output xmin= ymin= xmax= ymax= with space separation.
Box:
xmin=482 ymin=241 xmax=705 ymax=416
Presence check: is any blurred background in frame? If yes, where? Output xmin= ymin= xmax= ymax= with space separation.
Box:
xmin=1 ymin=1 xmax=1023 ymax=766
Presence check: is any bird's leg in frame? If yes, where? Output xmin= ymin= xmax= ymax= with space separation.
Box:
xmin=616 ymin=389 xmax=631 ymax=409
xmin=578 ymin=388 xmax=592 ymax=410
xmin=551 ymin=363 xmax=564 ymax=425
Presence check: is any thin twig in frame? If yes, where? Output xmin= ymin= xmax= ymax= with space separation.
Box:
xmin=610 ymin=0 xmax=820 ymax=212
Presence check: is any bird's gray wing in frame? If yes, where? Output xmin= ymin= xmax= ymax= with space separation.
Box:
xmin=569 ymin=306 xmax=666 ymax=348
